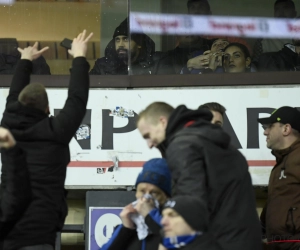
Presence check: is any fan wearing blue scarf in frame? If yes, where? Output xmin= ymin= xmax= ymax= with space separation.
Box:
xmin=159 ymin=196 xmax=221 ymax=250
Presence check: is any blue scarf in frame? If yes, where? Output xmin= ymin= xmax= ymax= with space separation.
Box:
xmin=162 ymin=233 xmax=201 ymax=249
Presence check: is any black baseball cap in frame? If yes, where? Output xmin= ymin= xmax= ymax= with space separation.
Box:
xmin=257 ymin=106 xmax=300 ymax=132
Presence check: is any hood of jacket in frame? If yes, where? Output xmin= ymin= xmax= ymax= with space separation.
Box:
xmin=165 ymin=105 xmax=231 ymax=149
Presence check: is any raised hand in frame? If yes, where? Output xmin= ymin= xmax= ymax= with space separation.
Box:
xmin=17 ymin=42 xmax=49 ymax=61
xmin=0 ymin=127 xmax=16 ymax=149
xmin=68 ymin=30 xmax=94 ymax=58
xmin=119 ymin=203 xmax=137 ymax=229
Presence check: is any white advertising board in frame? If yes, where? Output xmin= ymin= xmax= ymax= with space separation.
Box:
xmin=1 ymin=86 xmax=299 ymax=187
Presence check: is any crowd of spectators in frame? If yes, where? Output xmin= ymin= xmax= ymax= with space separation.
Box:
xmin=0 ymin=0 xmax=299 ymax=76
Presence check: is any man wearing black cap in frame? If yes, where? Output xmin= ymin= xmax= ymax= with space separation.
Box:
xmin=258 ymin=106 xmax=300 ymax=250
xmin=90 ymin=18 xmax=157 ymax=75
xmin=101 ymin=158 xmax=171 ymax=250
xmin=159 ymin=196 xmax=221 ymax=250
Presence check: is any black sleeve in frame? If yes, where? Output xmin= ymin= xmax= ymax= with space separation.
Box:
xmin=52 ymin=57 xmax=90 ymax=144
xmin=145 ymin=212 xmax=162 ymax=235
xmin=6 ymin=59 xmax=32 ymax=107
xmin=101 ymin=225 xmax=136 ymax=250
xmin=32 ymin=56 xmax=51 ymax=75
xmin=0 ymin=146 xmax=31 ymax=231
xmin=166 ymin=134 xmax=209 ymax=210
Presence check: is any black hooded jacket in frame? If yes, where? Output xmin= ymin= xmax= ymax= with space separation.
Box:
xmin=0 ymin=146 xmax=31 ymax=242
xmin=0 ymin=57 xmax=90 ymax=249
xmin=164 ymin=105 xmax=262 ymax=250
xmin=90 ymin=35 xmax=159 ymax=75
xmin=257 ymin=44 xmax=300 ymax=72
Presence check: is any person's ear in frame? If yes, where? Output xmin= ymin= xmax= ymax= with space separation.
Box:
xmin=159 ymin=116 xmax=168 ymax=129
xmin=246 ymin=57 xmax=251 ymax=68
xmin=283 ymin=124 xmax=292 ymax=136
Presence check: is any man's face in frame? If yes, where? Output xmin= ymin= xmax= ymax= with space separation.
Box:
xmin=188 ymin=1 xmax=211 ymax=15
xmin=136 ymin=182 xmax=167 ymax=206
xmin=274 ymin=2 xmax=297 ymax=18
xmin=115 ymin=35 xmax=139 ymax=61
xmin=211 ymin=111 xmax=224 ymax=127
xmin=262 ymin=122 xmax=285 ymax=150
xmin=161 ymin=208 xmax=194 ymax=237
xmin=211 ymin=39 xmax=229 ymax=53
xmin=137 ymin=117 xmax=167 ymax=149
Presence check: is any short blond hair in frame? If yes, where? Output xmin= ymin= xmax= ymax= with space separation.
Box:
xmin=137 ymin=102 xmax=174 ymax=125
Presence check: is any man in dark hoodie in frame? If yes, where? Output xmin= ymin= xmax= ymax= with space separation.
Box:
xmin=0 ymin=30 xmax=93 ymax=250
xmin=0 ymin=127 xmax=31 ymax=242
xmin=90 ymin=18 xmax=157 ymax=75
xmin=137 ymin=102 xmax=262 ymax=250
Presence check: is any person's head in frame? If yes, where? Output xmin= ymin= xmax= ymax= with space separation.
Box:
xmin=113 ymin=19 xmax=144 ymax=63
xmin=187 ymin=0 xmax=211 ymax=15
xmin=135 ymin=158 xmax=171 ymax=205
xmin=210 ymin=38 xmax=229 ymax=53
xmin=161 ymin=196 xmax=207 ymax=237
xmin=223 ymin=43 xmax=251 ymax=73
xmin=199 ymin=102 xmax=226 ymax=127
xmin=18 ymin=83 xmax=49 ymax=114
xmin=258 ymin=106 xmax=300 ymax=150
xmin=137 ymin=102 xmax=174 ymax=149
xmin=274 ymin=0 xmax=297 ymax=18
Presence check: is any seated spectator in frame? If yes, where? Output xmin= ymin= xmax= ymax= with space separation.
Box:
xmin=0 ymin=39 xmax=50 ymax=75
xmin=256 ymin=39 xmax=300 ymax=71
xmin=252 ymin=0 xmax=297 ymax=63
xmin=223 ymin=42 xmax=254 ymax=73
xmin=90 ymin=18 xmax=158 ymax=75
xmin=182 ymin=38 xmax=229 ymax=74
xmin=187 ymin=0 xmax=212 ymax=15
xmin=155 ymin=35 xmax=211 ymax=74
xmin=101 ymin=158 xmax=171 ymax=250
xmin=159 ymin=196 xmax=221 ymax=250
xmin=199 ymin=102 xmax=226 ymax=127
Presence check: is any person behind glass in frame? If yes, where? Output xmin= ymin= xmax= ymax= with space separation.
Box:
xmin=0 ymin=127 xmax=31 ymax=241
xmin=90 ymin=18 xmax=157 ymax=75
xmin=252 ymin=0 xmax=297 ymax=64
xmin=257 ymin=38 xmax=300 ymax=72
xmin=223 ymin=42 xmax=254 ymax=73
xmin=136 ymin=102 xmax=262 ymax=250
xmin=154 ymin=0 xmax=211 ymax=75
xmin=198 ymin=102 xmax=226 ymax=127
xmin=101 ymin=158 xmax=171 ymax=250
xmin=181 ymin=38 xmax=229 ymax=74
xmin=158 ymin=196 xmax=221 ymax=250
xmin=0 ymin=30 xmax=93 ymax=250
xmin=0 ymin=39 xmax=51 ymax=75
xmin=257 ymin=107 xmax=300 ymax=250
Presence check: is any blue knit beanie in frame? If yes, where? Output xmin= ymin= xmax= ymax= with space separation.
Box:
xmin=135 ymin=158 xmax=172 ymax=197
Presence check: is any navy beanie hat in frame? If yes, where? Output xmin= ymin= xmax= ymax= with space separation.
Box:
xmin=135 ymin=158 xmax=172 ymax=197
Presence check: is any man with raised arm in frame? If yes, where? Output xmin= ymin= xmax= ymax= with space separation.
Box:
xmin=0 ymin=30 xmax=93 ymax=250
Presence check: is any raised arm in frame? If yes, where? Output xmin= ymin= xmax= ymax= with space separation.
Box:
xmin=6 ymin=42 xmax=49 ymax=106
xmin=0 ymin=128 xmax=31 ymax=232
xmin=52 ymin=30 xmax=93 ymax=144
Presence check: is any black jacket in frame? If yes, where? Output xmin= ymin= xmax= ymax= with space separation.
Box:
xmin=90 ymin=35 xmax=160 ymax=75
xmin=165 ymin=105 xmax=262 ymax=250
xmin=0 ymin=53 xmax=51 ymax=75
xmin=0 ymin=57 xmax=90 ymax=249
xmin=0 ymin=146 xmax=31 ymax=240
xmin=257 ymin=44 xmax=300 ymax=72
xmin=102 ymin=210 xmax=162 ymax=250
